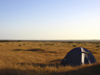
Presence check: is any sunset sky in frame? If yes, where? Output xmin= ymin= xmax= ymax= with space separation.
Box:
xmin=0 ymin=0 xmax=100 ymax=40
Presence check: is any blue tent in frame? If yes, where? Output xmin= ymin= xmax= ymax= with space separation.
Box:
xmin=61 ymin=47 xmax=97 ymax=66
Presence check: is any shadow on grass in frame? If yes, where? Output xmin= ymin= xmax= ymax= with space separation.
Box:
xmin=50 ymin=59 xmax=62 ymax=65
xmin=13 ymin=48 xmax=44 ymax=52
xmin=13 ymin=49 xmax=24 ymax=51
xmin=26 ymin=49 xmax=44 ymax=52
xmin=48 ymin=64 xmax=100 ymax=75
xmin=0 ymin=64 xmax=100 ymax=75
xmin=50 ymin=59 xmax=62 ymax=63
xmin=0 ymin=68 xmax=37 ymax=75
xmin=17 ymin=59 xmax=62 ymax=68
xmin=17 ymin=63 xmax=59 ymax=68
xmin=13 ymin=48 xmax=57 ymax=53
xmin=26 ymin=49 xmax=57 ymax=53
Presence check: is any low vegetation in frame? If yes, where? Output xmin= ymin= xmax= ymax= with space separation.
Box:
xmin=0 ymin=41 xmax=100 ymax=75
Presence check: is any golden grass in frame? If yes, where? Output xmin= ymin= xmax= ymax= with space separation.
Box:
xmin=0 ymin=41 xmax=100 ymax=75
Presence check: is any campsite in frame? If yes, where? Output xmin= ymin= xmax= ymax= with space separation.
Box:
xmin=1 ymin=0 xmax=100 ymax=75
xmin=0 ymin=41 xmax=100 ymax=75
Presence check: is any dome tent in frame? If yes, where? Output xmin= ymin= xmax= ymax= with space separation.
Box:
xmin=61 ymin=47 xmax=97 ymax=66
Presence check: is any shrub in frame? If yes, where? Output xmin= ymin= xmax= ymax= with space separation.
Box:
xmin=73 ymin=45 xmax=76 ymax=47
xmin=23 ymin=44 xmax=25 ymax=45
xmin=96 ymin=46 xmax=99 ymax=47
xmin=19 ymin=45 xmax=21 ymax=46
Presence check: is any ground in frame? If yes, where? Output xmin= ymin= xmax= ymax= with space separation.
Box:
xmin=0 ymin=41 xmax=100 ymax=75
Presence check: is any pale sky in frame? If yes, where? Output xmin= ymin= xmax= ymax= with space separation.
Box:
xmin=0 ymin=0 xmax=100 ymax=40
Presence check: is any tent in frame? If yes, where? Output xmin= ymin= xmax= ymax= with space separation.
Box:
xmin=61 ymin=47 xmax=97 ymax=66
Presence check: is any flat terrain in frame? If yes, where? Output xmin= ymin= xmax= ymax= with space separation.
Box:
xmin=0 ymin=41 xmax=100 ymax=75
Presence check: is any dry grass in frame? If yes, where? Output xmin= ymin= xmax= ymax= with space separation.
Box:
xmin=0 ymin=41 xmax=100 ymax=75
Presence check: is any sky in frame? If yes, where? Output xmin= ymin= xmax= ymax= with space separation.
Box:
xmin=0 ymin=0 xmax=100 ymax=40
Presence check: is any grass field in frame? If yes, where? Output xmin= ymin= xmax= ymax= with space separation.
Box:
xmin=0 ymin=41 xmax=100 ymax=75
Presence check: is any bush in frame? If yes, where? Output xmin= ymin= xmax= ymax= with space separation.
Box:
xmin=73 ymin=45 xmax=76 ymax=47
xmin=96 ymin=46 xmax=99 ymax=47
xmin=19 ymin=45 xmax=21 ymax=46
